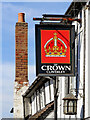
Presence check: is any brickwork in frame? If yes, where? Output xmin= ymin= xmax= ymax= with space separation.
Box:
xmin=14 ymin=13 xmax=29 ymax=118
xmin=15 ymin=22 xmax=28 ymax=83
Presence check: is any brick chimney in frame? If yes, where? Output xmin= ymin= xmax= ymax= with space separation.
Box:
xmin=14 ymin=13 xmax=29 ymax=118
xmin=15 ymin=13 xmax=28 ymax=84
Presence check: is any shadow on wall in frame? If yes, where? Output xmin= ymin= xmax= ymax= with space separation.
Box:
xmin=80 ymin=105 xmax=84 ymax=119
xmin=76 ymin=32 xmax=81 ymax=98
xmin=76 ymin=30 xmax=84 ymax=120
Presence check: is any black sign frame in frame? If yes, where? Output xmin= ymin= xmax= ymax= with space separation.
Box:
xmin=35 ymin=24 xmax=75 ymax=76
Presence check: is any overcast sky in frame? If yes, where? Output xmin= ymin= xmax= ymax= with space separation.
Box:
xmin=1 ymin=1 xmax=72 ymax=118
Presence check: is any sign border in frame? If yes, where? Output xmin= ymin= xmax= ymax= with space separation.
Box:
xmin=35 ymin=24 xmax=75 ymax=76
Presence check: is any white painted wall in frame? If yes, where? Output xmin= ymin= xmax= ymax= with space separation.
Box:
xmin=31 ymin=92 xmax=37 ymax=115
xmin=50 ymin=79 xmax=54 ymax=101
xmin=36 ymin=90 xmax=40 ymax=112
xmin=25 ymin=98 xmax=31 ymax=117
xmin=31 ymin=95 xmax=34 ymax=115
xmin=57 ymin=6 xmax=88 ymax=119
xmin=57 ymin=77 xmax=69 ymax=118
xmin=75 ymin=8 xmax=87 ymax=119
xmin=87 ymin=7 xmax=90 ymax=118
xmin=25 ymin=80 xmax=54 ymax=117
xmin=57 ymin=77 xmax=62 ymax=118
xmin=34 ymin=92 xmax=37 ymax=114
xmin=45 ymin=81 xmax=50 ymax=104
xmin=85 ymin=6 xmax=90 ymax=118
xmin=13 ymin=81 xmax=29 ymax=118
xmin=40 ymin=86 xmax=45 ymax=109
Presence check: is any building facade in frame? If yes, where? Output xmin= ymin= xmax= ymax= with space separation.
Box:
xmin=13 ymin=1 xmax=90 ymax=120
xmin=23 ymin=77 xmax=54 ymax=119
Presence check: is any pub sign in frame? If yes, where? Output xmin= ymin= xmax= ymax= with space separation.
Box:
xmin=35 ymin=24 xmax=75 ymax=76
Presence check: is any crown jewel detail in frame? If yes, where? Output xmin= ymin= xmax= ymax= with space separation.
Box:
xmin=44 ymin=33 xmax=67 ymax=57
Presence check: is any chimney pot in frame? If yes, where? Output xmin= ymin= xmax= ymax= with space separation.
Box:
xmin=18 ymin=13 xmax=25 ymax=22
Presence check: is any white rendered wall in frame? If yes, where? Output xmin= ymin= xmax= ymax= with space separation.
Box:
xmin=40 ymin=86 xmax=45 ymax=109
xmin=31 ymin=92 xmax=37 ymax=115
xmin=57 ymin=77 xmax=70 ymax=118
xmin=13 ymin=81 xmax=29 ymax=118
xmin=34 ymin=92 xmax=37 ymax=114
xmin=57 ymin=8 xmax=86 ymax=119
xmin=57 ymin=77 xmax=62 ymax=118
xmin=36 ymin=90 xmax=40 ymax=112
xmin=27 ymin=80 xmax=54 ymax=116
xmin=50 ymin=79 xmax=54 ymax=101
xmin=45 ymin=81 xmax=50 ymax=104
xmin=85 ymin=6 xmax=90 ymax=118
xmin=87 ymin=7 xmax=90 ymax=118
xmin=31 ymin=95 xmax=34 ymax=115
xmin=24 ymin=98 xmax=31 ymax=117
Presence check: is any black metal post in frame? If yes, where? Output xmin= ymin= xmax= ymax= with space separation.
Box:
xmin=53 ymin=76 xmax=57 ymax=120
xmin=23 ymin=97 xmax=25 ymax=119
xmin=42 ymin=14 xmax=71 ymax=18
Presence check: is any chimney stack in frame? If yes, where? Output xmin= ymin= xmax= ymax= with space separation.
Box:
xmin=18 ymin=13 xmax=25 ymax=22
xmin=15 ymin=13 xmax=28 ymax=84
xmin=14 ymin=13 xmax=29 ymax=118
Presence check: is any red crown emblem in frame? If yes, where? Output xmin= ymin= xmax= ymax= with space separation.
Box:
xmin=44 ymin=33 xmax=67 ymax=57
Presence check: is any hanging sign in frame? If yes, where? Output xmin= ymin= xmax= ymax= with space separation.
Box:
xmin=35 ymin=24 xmax=75 ymax=76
